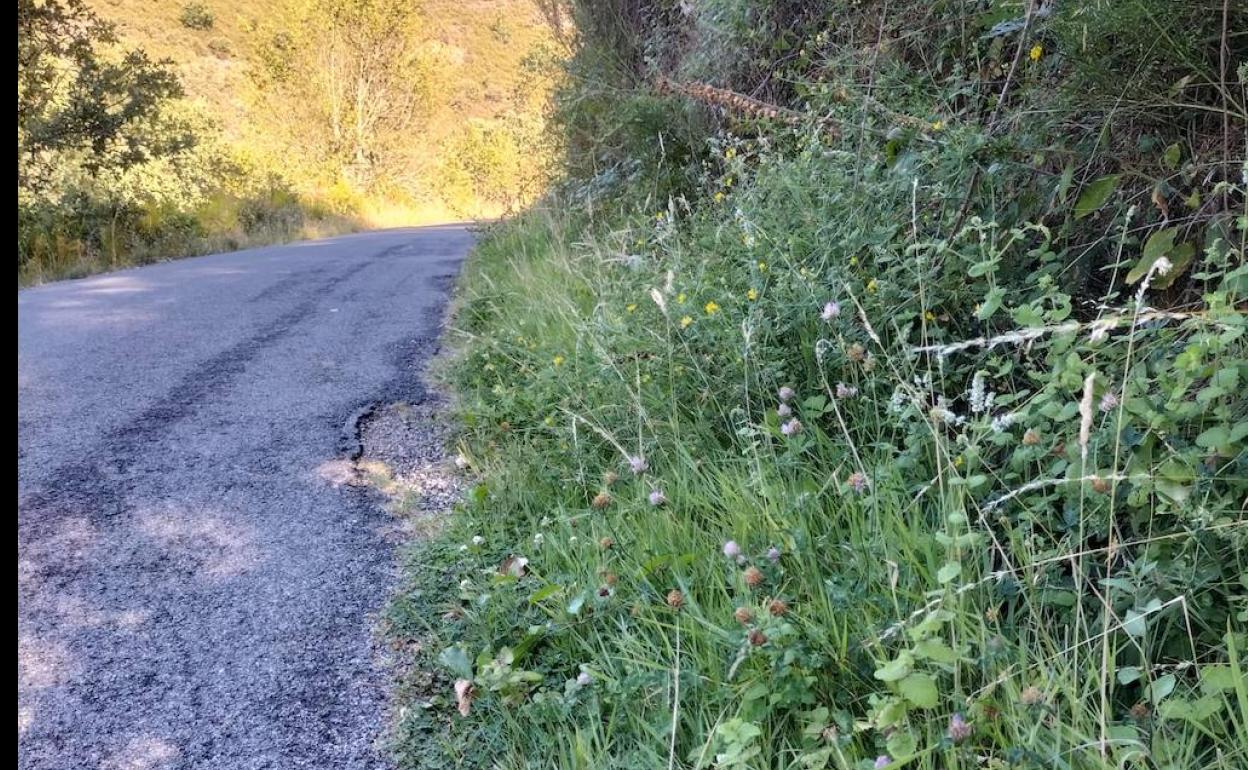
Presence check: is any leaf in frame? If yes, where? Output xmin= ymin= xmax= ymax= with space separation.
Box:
xmin=898 ymin=672 xmax=939 ymax=708
xmin=937 ymin=562 xmax=962 ymax=584
xmin=1149 ymin=673 xmax=1177 ymax=704
xmin=885 ymin=730 xmax=918 ymax=759
xmin=1118 ymin=666 xmax=1142 ymax=685
xmin=1126 ymin=227 xmax=1177 ymax=284
xmin=438 ymin=646 xmax=473 ymax=679
xmin=1195 ymin=426 xmax=1230 ymax=450
xmin=977 ymin=287 xmax=1005 ymax=320
xmin=1200 ymin=665 xmax=1237 ymax=694
xmin=1162 ymin=142 xmax=1181 ymax=170
xmin=914 ymin=638 xmax=959 ymax=664
xmin=1074 ymin=175 xmax=1120 ymax=219
xmin=874 ymin=652 xmax=914 ymax=682
xmin=1123 ymin=608 xmax=1149 ymax=638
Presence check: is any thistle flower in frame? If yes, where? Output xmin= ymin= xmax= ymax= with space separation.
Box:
xmin=767 ymin=598 xmax=789 ymax=616
xmin=591 ymin=491 xmax=612 ymax=509
xmin=780 ymin=418 xmax=803 ymax=436
xmin=874 ymin=757 xmax=892 ymax=770
xmin=743 ymin=566 xmax=764 ymax=588
xmin=733 ymin=606 xmax=754 ymax=625
xmin=665 ymin=589 xmax=685 ymax=610
xmin=627 ymin=455 xmax=648 ymax=475
xmin=821 ymin=300 xmax=841 ymax=321
xmin=766 ymin=546 xmax=781 ymax=563
xmin=835 ymin=382 xmax=858 ymax=399
xmin=722 ymin=540 xmax=742 ymax=559
xmin=648 ymin=488 xmax=667 ymax=506
xmin=776 ymin=403 xmax=792 ymax=418
xmin=778 ymin=386 xmax=796 ymax=402
xmin=947 ymin=712 xmax=973 ymax=743
xmin=747 ymin=628 xmax=768 ymax=646
xmin=847 ymin=471 xmax=869 ymax=493
xmin=1099 ymin=392 xmax=1119 ymax=412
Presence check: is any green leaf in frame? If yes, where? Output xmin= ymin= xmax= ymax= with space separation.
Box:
xmin=1162 ymin=143 xmax=1181 ymax=170
xmin=438 ymin=645 xmax=473 ymax=679
xmin=977 ymin=287 xmax=1005 ymax=320
xmin=1150 ymin=673 xmax=1177 ymax=704
xmin=1195 ymin=425 xmax=1231 ymax=450
xmin=937 ymin=562 xmax=962 ymax=584
xmin=1126 ymin=227 xmax=1178 ymax=284
xmin=1123 ymin=608 xmax=1149 ymax=638
xmin=874 ymin=652 xmax=914 ymax=682
xmin=1074 ymin=175 xmax=1120 ymax=219
xmin=886 ymin=730 xmax=918 ymax=759
xmin=1118 ymin=666 xmax=1142 ymax=685
xmin=914 ymin=638 xmax=959 ymax=664
xmin=1200 ymin=665 xmax=1237 ymax=694
xmin=898 ymin=672 xmax=939 ymax=708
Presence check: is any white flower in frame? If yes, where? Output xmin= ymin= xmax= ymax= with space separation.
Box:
xmin=532 ymin=533 xmax=545 ymax=546
xmin=471 ymin=535 xmax=485 ymax=546
xmin=722 ymin=540 xmax=741 ymax=559
xmin=458 ymin=579 xmax=471 ymax=591
xmin=991 ymin=413 xmax=1016 ymax=433
xmin=1154 ymin=256 xmax=1173 ymax=276
xmin=820 ymin=301 xmax=841 ymax=321
xmin=968 ymin=371 xmax=995 ymax=414
xmin=1099 ymin=392 xmax=1119 ymax=412
xmin=576 ymin=671 xmax=592 ymax=687
xmin=454 ymin=453 xmax=470 ymax=470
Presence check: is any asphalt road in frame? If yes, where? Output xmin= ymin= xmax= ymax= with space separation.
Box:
xmin=18 ymin=226 xmax=472 ymax=770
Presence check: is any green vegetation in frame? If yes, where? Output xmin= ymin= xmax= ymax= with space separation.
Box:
xmin=17 ymin=0 xmax=557 ymax=283
xmin=390 ymin=1 xmax=1247 ymax=768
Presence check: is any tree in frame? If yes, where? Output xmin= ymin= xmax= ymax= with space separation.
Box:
xmin=18 ymin=0 xmax=185 ymax=195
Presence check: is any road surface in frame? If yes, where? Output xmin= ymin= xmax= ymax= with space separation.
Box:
xmin=18 ymin=226 xmax=472 ymax=769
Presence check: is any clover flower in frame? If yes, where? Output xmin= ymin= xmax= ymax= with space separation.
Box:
xmin=820 ymin=300 xmax=841 ymax=321
xmin=766 ymin=546 xmax=781 ymax=563
xmin=722 ymin=540 xmax=742 ymax=559
xmin=471 ymin=535 xmax=485 ymax=546
xmin=778 ymin=386 xmax=796 ymax=402
xmin=780 ymin=418 xmax=803 ymax=436
xmin=776 ymin=403 xmax=792 ymax=418
xmin=1099 ymin=392 xmax=1119 ymax=412
xmin=947 ymin=712 xmax=973 ymax=743
xmin=847 ymin=471 xmax=869 ymax=493
xmin=874 ymin=756 xmax=892 ymax=769
xmin=836 ymin=382 xmax=858 ymax=399
xmin=576 ymin=671 xmax=592 ymax=687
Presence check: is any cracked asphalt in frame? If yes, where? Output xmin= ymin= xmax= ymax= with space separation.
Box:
xmin=18 ymin=226 xmax=471 ymax=770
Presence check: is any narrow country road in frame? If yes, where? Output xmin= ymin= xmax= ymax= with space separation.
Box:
xmin=17 ymin=226 xmax=472 ymax=770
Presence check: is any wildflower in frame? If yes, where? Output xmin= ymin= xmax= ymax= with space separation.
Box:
xmin=847 ymin=343 xmax=866 ymax=362
xmin=676 ymin=292 xmax=687 ymax=304
xmin=866 ymin=278 xmax=879 ymax=293
xmin=776 ymin=403 xmax=792 ymax=418
xmin=968 ymin=371 xmax=993 ymax=414
xmin=568 ymin=535 xmax=578 ymax=544
xmin=924 ymin=310 xmax=937 ymax=322
xmin=743 ymin=566 xmax=764 ymax=588
xmin=627 ymin=455 xmax=648 ymax=475
xmin=454 ymin=453 xmax=470 ymax=470
xmin=820 ymin=300 xmax=841 ymax=321
xmin=930 ymin=119 xmax=944 ymax=131
xmin=757 ymin=261 xmax=767 ymax=272
xmin=553 ymin=355 xmax=565 ymax=367
xmin=747 ymin=628 xmax=768 ymax=646
xmin=835 ymin=382 xmax=858 ymax=399
xmin=665 ymin=589 xmax=685 ymax=610
xmin=778 ymin=386 xmax=796 ymax=402
xmin=626 ymin=303 xmax=637 ymax=313
xmin=592 ymin=491 xmax=612 ymax=509
xmin=722 ymin=540 xmax=742 ymax=559
xmin=576 ymin=671 xmax=592 ymax=687
xmin=733 ymin=606 xmax=754 ymax=625
xmin=724 ymin=147 xmax=736 ymax=159
xmin=648 ymin=488 xmax=667 ymax=506
xmin=602 ymin=571 xmax=618 ymax=586
xmin=847 ymin=471 xmax=869 ymax=493
xmin=532 ymin=533 xmax=544 ymax=546
xmin=603 ymin=470 xmax=619 ymax=486
xmin=947 ymin=712 xmax=973 ymax=743
xmin=991 ymin=413 xmax=1016 ymax=433
xmin=704 ymin=300 xmax=720 ymax=315
xmin=471 ymin=535 xmax=485 ymax=546
xmin=680 ymin=315 xmax=693 ymax=329
xmin=1099 ymin=392 xmax=1119 ymax=412
xmin=746 ymin=288 xmax=758 ymax=301
xmin=458 ymin=578 xmax=471 ymax=591
xmin=1029 ymin=44 xmax=1043 ymax=62
xmin=780 ymin=418 xmax=803 ymax=436
xmin=766 ymin=546 xmax=781 ymax=563
xmin=1022 ymin=429 xmax=1041 ymax=446
xmin=1154 ymin=256 xmax=1173 ymax=276
xmin=713 ymin=191 xmax=725 ymax=203
xmin=599 ymin=537 xmax=614 ymax=550
xmin=875 ymin=757 xmax=892 ymax=769
xmin=767 ymin=598 xmax=789 ymax=616
xmin=1020 ymin=686 xmax=1044 ymax=706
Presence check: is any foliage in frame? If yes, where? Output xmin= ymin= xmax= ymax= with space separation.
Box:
xmin=392 ymin=0 xmax=1247 ymax=768
xmin=178 ymin=2 xmax=214 ymax=30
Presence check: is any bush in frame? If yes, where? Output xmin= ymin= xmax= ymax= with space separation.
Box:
xmin=179 ymin=2 xmax=214 ymax=31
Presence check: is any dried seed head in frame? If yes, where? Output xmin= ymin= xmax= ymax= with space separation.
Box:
xmin=1020 ymin=686 xmax=1044 ymax=706
xmin=599 ymin=537 xmax=614 ymax=550
xmin=1091 ymin=476 xmax=1110 ymax=494
xmin=743 ymin=566 xmax=764 ymax=588
xmin=733 ymin=606 xmax=754 ymax=625
xmin=847 ymin=343 xmax=867 ymax=362
xmin=1022 ymin=429 xmax=1042 ymax=446
xmin=592 ymin=491 xmax=612 ymax=509
xmin=1129 ymin=702 xmax=1150 ymax=721
xmin=665 ymin=589 xmax=685 ymax=610
xmin=603 ymin=470 xmax=619 ymax=486
xmin=766 ymin=598 xmax=789 ymax=617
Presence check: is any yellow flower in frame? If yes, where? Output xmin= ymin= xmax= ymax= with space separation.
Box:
xmin=1029 ymin=44 xmax=1043 ymax=62
xmin=930 ymin=120 xmax=944 ymax=132
xmin=626 ymin=303 xmax=637 ymax=313
xmin=866 ymin=278 xmax=879 ymax=293
xmin=849 ymin=256 xmax=858 ymax=266
xmin=704 ymin=301 xmax=720 ymax=315
xmin=725 ymin=176 xmax=734 ymax=187
xmin=757 ymin=261 xmax=768 ymax=272
xmin=655 ymin=212 xmax=665 ymax=221
xmin=954 ymin=455 xmax=965 ymax=468
xmin=713 ymin=191 xmax=725 ymax=203
xmin=680 ymin=316 xmax=693 ymax=329
xmin=552 ymin=355 xmax=565 ymax=367
xmin=746 ymin=288 xmax=758 ymax=301
xmin=924 ymin=310 xmax=936 ymax=322
xmin=676 ymin=292 xmax=687 ymax=304
xmin=725 ymin=147 xmax=737 ymax=159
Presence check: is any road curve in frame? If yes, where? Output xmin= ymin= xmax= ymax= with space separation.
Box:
xmin=18 ymin=226 xmax=472 ymax=769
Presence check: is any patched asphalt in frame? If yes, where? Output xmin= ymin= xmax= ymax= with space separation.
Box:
xmin=18 ymin=226 xmax=472 ymax=769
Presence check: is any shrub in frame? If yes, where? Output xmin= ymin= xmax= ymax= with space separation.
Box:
xmin=179 ymin=2 xmax=214 ymax=31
